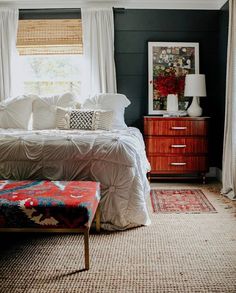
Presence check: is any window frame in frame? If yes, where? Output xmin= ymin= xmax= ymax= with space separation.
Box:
xmin=18 ymin=8 xmax=82 ymax=97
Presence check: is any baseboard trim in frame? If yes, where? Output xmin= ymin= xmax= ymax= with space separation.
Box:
xmin=206 ymin=167 xmax=222 ymax=182
xmin=216 ymin=167 xmax=222 ymax=182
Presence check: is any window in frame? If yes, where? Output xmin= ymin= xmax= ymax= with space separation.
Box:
xmin=17 ymin=18 xmax=83 ymax=96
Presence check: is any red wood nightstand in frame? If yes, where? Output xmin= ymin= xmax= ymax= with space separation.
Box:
xmin=144 ymin=116 xmax=209 ymax=183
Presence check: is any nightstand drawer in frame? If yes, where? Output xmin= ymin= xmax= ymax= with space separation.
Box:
xmin=144 ymin=118 xmax=208 ymax=136
xmin=145 ymin=137 xmax=208 ymax=154
xmin=149 ymin=156 xmax=208 ymax=173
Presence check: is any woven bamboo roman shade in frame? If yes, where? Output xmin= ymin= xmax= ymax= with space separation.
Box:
xmin=17 ymin=19 xmax=83 ymax=55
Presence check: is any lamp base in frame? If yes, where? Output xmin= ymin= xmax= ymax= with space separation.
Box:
xmin=187 ymin=96 xmax=202 ymax=117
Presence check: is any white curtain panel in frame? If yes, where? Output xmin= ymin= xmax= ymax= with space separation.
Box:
xmin=0 ymin=8 xmax=20 ymax=100
xmin=81 ymin=7 xmax=117 ymax=98
xmin=221 ymin=0 xmax=236 ymax=200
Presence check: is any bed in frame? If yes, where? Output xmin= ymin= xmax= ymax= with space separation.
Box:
xmin=0 ymin=127 xmax=151 ymax=231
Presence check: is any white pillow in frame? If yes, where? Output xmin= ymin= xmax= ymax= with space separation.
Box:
xmin=56 ymin=108 xmax=114 ymax=131
xmin=0 ymin=95 xmax=33 ymax=129
xmin=32 ymin=92 xmax=79 ymax=130
xmin=82 ymin=93 xmax=130 ymax=129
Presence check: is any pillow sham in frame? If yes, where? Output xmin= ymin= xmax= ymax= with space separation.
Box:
xmin=56 ymin=108 xmax=114 ymax=131
xmin=82 ymin=93 xmax=130 ymax=129
xmin=32 ymin=92 xmax=79 ymax=130
xmin=0 ymin=95 xmax=33 ymax=129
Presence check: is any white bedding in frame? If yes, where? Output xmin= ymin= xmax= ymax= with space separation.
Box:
xmin=0 ymin=127 xmax=151 ymax=230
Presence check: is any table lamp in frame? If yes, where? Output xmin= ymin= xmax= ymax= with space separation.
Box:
xmin=184 ymin=74 xmax=206 ymax=117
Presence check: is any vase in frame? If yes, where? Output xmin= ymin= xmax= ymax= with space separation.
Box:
xmin=167 ymin=94 xmax=178 ymax=112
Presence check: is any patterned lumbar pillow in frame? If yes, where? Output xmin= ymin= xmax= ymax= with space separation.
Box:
xmin=56 ymin=108 xmax=113 ymax=130
xmin=70 ymin=110 xmax=96 ymax=130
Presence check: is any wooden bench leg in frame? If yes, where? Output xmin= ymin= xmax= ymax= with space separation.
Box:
xmin=95 ymin=206 xmax=101 ymax=233
xmin=84 ymin=229 xmax=89 ymax=270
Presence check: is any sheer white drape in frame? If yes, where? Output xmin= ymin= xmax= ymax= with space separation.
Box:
xmin=0 ymin=8 xmax=21 ymax=100
xmin=81 ymin=7 xmax=117 ymax=98
xmin=221 ymin=0 xmax=236 ymax=200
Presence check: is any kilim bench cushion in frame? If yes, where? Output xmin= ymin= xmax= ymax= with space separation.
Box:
xmin=0 ymin=180 xmax=100 ymax=229
xmin=0 ymin=180 xmax=101 ymax=270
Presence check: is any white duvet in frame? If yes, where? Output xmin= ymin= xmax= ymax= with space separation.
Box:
xmin=0 ymin=127 xmax=151 ymax=230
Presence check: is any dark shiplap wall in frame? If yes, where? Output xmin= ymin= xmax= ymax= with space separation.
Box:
xmin=216 ymin=2 xmax=229 ymax=168
xmin=114 ymin=9 xmax=225 ymax=167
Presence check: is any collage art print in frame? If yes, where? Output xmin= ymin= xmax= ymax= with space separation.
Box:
xmin=148 ymin=42 xmax=199 ymax=114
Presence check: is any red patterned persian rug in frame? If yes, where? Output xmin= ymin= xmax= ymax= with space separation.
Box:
xmin=150 ymin=189 xmax=216 ymax=213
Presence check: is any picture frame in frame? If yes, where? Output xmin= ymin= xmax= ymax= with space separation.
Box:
xmin=148 ymin=42 xmax=199 ymax=115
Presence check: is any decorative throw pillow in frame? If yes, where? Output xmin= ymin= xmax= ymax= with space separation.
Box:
xmin=82 ymin=93 xmax=131 ymax=129
xmin=56 ymin=108 xmax=114 ymax=131
xmin=0 ymin=95 xmax=33 ymax=129
xmin=97 ymin=110 xmax=114 ymax=130
xmin=70 ymin=110 xmax=96 ymax=130
xmin=32 ymin=92 xmax=80 ymax=130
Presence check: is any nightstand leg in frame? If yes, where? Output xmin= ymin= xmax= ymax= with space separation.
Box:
xmin=201 ymin=173 xmax=206 ymax=184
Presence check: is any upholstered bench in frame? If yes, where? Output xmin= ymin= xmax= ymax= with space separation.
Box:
xmin=0 ymin=180 xmax=100 ymax=270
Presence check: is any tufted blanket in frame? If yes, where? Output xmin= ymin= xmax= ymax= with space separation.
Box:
xmin=0 ymin=127 xmax=151 ymax=230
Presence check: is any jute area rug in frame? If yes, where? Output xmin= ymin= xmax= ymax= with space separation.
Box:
xmin=0 ymin=182 xmax=236 ymax=293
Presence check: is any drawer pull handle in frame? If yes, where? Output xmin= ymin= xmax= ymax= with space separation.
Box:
xmin=171 ymin=144 xmax=186 ymax=148
xmin=170 ymin=162 xmax=187 ymax=166
xmin=171 ymin=126 xmax=187 ymax=130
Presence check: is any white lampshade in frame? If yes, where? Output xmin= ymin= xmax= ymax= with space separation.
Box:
xmin=184 ymin=74 xmax=207 ymax=97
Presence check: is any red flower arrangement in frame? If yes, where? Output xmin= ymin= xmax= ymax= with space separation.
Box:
xmin=154 ymin=71 xmax=185 ymax=97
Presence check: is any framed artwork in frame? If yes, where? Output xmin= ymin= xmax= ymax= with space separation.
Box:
xmin=148 ymin=42 xmax=199 ymax=115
